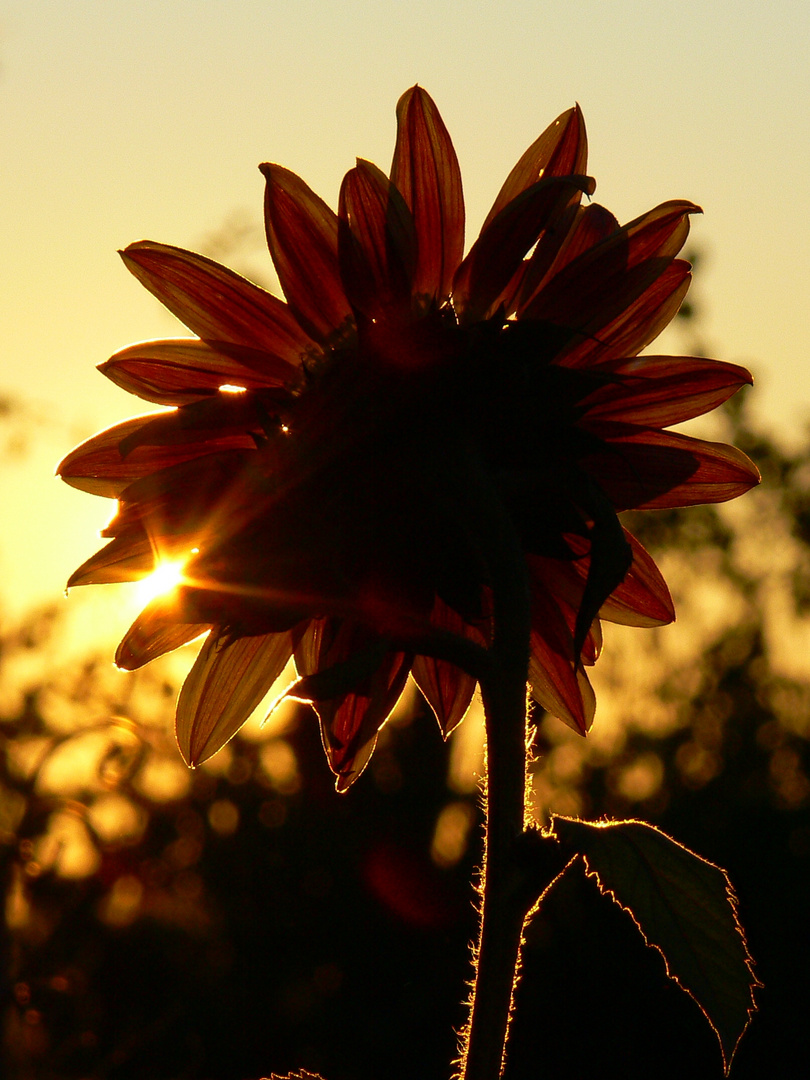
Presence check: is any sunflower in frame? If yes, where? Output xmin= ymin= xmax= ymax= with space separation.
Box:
xmin=59 ymin=87 xmax=759 ymax=789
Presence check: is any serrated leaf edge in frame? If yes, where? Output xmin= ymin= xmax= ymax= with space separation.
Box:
xmin=551 ymin=816 xmax=760 ymax=1075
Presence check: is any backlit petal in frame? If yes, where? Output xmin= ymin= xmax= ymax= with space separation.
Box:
xmin=121 ymin=242 xmax=310 ymax=357
xmin=528 ymin=586 xmax=595 ymax=734
xmin=338 ymin=159 xmax=417 ymax=319
xmin=556 ymin=260 xmax=692 ymax=368
xmin=482 ymin=105 xmax=588 ymax=230
xmin=411 ymin=598 xmax=485 ymax=736
xmin=521 ymin=200 xmax=699 ymax=335
xmin=177 ymin=628 xmax=295 ymax=766
xmin=582 ymin=356 xmax=754 ymax=428
xmin=562 ymin=530 xmax=675 ymax=627
xmin=58 ymin=415 xmax=257 ymax=498
xmin=453 ymin=174 xmax=595 ymax=323
xmin=588 ymin=428 xmax=761 ymax=510
xmin=116 ymin=595 xmax=210 ymax=670
xmin=67 ymin=535 xmax=154 ymax=587
xmin=261 ymin=163 xmax=353 ymax=343
xmin=516 ymin=202 xmax=619 ymax=314
xmin=291 ymin=617 xmax=411 ymax=790
xmin=599 ymin=531 xmax=675 ymax=627
xmin=391 ymin=85 xmax=465 ymax=301
xmin=100 ymin=339 xmax=299 ymax=406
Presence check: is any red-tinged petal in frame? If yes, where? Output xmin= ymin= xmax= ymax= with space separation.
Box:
xmin=99 ymin=451 xmax=256 ymax=553
xmin=58 ymin=416 xmax=257 ymax=498
xmin=482 ymin=105 xmax=588 ymax=231
xmin=261 ymin=163 xmax=353 ymax=343
xmin=587 ymin=428 xmax=761 ymax=511
xmin=528 ymin=594 xmax=595 ymax=735
xmin=581 ymin=356 xmax=754 ymax=428
xmin=563 ymin=530 xmax=675 ymax=628
xmin=557 ymin=259 xmax=691 ymax=368
xmin=517 ymin=203 xmax=619 ymax=315
xmin=528 ymin=571 xmax=597 ymax=733
xmin=412 ymin=656 xmax=476 ymax=737
xmin=390 ymin=85 xmax=465 ymax=302
xmin=121 ymin=242 xmax=310 ymax=357
xmin=521 ymin=200 xmax=698 ymax=332
xmin=546 ymin=203 xmax=620 ymax=270
xmin=589 ymin=617 xmax=603 ymax=662
xmin=602 ymin=532 xmax=675 ymax=627
xmin=100 ymin=339 xmax=299 ymax=406
xmin=526 ymin=555 xmax=602 ymax=665
xmin=116 ymin=595 xmax=210 ymax=670
xmin=338 ymin=159 xmax=417 ymax=319
xmin=320 ymin=649 xmax=412 ymax=791
xmin=177 ymin=628 xmax=295 ymax=766
xmin=453 ymin=174 xmax=595 ymax=324
xmin=411 ymin=598 xmax=485 ymax=736
xmin=67 ymin=535 xmax=154 ymax=587
xmin=115 ymin=394 xmax=276 ymax=458
xmin=292 ymin=617 xmax=412 ymax=789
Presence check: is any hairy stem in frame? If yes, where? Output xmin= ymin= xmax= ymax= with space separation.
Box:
xmin=458 ymin=468 xmax=533 ymax=1080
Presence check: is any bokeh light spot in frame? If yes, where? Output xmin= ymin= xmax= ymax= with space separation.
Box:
xmin=431 ymin=800 xmax=476 ymax=868
xmin=208 ymin=799 xmax=239 ymax=836
xmin=99 ymin=875 xmax=143 ymax=927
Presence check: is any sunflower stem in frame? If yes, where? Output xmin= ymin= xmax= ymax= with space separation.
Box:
xmin=457 ymin=461 xmax=534 ymax=1080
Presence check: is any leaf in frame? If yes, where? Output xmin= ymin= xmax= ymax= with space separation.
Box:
xmin=263 ymin=1073 xmax=326 ymax=1080
xmin=551 ymin=816 xmax=759 ymax=1074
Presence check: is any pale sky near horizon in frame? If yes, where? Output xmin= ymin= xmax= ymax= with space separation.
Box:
xmin=2 ymin=0 xmax=809 ymax=621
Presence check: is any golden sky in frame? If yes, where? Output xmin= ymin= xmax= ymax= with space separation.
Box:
xmin=2 ymin=0 xmax=808 ymax=618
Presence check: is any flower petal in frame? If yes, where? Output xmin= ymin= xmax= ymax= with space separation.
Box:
xmin=600 ymin=531 xmax=675 ymax=627
xmin=482 ymin=104 xmax=588 ymax=230
xmin=114 ymin=393 xmax=278 ymax=459
xmin=528 ymin=587 xmax=595 ymax=735
xmin=292 ymin=618 xmax=412 ymax=790
xmin=116 ymin=595 xmax=210 ymax=670
xmin=411 ymin=598 xmax=485 ymax=736
xmin=121 ymin=242 xmax=310 ymax=357
xmin=453 ymin=174 xmax=595 ymax=323
xmin=557 ymin=260 xmax=692 ymax=368
xmin=581 ymin=355 xmax=754 ymax=428
xmin=57 ymin=415 xmax=258 ymax=498
xmin=561 ymin=529 xmax=675 ymax=628
xmin=261 ymin=163 xmax=353 ymax=343
xmin=176 ymin=628 xmax=295 ymax=766
xmin=100 ymin=339 xmax=298 ymax=406
xmin=588 ymin=428 xmax=761 ymax=510
xmin=516 ymin=202 xmax=619 ymax=313
xmin=521 ymin=200 xmax=699 ymax=337
xmin=338 ymin=159 xmax=417 ymax=319
xmin=390 ymin=85 xmax=465 ymax=302
xmin=67 ymin=535 xmax=154 ymax=587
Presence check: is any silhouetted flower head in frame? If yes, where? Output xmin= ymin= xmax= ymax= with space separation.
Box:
xmin=59 ymin=88 xmax=759 ymax=788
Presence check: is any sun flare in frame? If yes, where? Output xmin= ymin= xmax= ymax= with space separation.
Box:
xmin=134 ymin=559 xmax=187 ymax=607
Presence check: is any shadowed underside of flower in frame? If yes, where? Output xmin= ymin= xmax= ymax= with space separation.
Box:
xmin=59 ymin=88 xmax=759 ymax=789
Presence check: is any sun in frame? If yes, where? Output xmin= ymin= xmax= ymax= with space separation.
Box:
xmin=134 ymin=559 xmax=187 ymax=606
